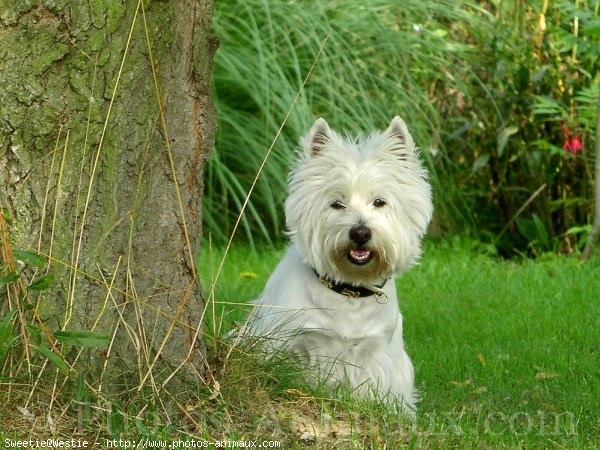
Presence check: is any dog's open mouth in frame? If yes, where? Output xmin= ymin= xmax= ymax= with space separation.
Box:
xmin=347 ymin=248 xmax=373 ymax=265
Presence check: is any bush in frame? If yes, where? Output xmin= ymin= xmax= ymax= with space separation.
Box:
xmin=446 ymin=0 xmax=599 ymax=256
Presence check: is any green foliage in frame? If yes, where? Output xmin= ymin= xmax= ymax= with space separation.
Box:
xmin=0 ymin=211 xmax=111 ymax=380
xmin=53 ymin=330 xmax=110 ymax=348
xmin=107 ymin=403 xmax=125 ymax=435
xmin=430 ymin=0 xmax=599 ymax=255
xmin=12 ymin=249 xmax=46 ymax=268
xmin=30 ymin=344 xmax=70 ymax=375
xmin=516 ymin=212 xmax=551 ymax=250
xmin=208 ymin=0 xmax=600 ymax=256
xmin=27 ymin=274 xmax=53 ymax=291
xmin=0 ymin=310 xmax=18 ymax=365
xmin=207 ymin=0 xmax=483 ymax=244
xmin=0 ymin=272 xmax=19 ymax=290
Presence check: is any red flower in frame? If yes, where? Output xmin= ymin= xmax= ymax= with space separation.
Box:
xmin=563 ymin=135 xmax=583 ymax=154
xmin=562 ymin=126 xmax=583 ymax=155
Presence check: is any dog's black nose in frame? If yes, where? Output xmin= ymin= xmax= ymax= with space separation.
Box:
xmin=349 ymin=225 xmax=372 ymax=245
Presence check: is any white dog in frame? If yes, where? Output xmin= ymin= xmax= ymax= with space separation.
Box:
xmin=245 ymin=116 xmax=432 ymax=413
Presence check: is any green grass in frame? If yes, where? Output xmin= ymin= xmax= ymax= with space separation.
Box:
xmin=199 ymin=239 xmax=600 ymax=448
xmin=2 ymin=240 xmax=598 ymax=448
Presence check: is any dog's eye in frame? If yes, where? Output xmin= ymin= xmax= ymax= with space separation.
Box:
xmin=373 ymin=198 xmax=387 ymax=208
xmin=330 ymin=201 xmax=347 ymax=210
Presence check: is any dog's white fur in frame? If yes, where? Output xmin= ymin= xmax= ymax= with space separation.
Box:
xmin=246 ymin=116 xmax=432 ymax=413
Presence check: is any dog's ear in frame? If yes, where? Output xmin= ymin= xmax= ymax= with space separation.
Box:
xmin=304 ymin=118 xmax=332 ymax=157
xmin=382 ymin=116 xmax=417 ymax=160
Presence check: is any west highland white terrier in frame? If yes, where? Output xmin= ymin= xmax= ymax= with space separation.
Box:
xmin=246 ymin=116 xmax=433 ymax=413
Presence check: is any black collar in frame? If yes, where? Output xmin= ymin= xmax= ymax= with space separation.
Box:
xmin=314 ymin=270 xmax=388 ymax=298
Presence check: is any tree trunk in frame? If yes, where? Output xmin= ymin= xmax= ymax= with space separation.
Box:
xmin=582 ymin=81 xmax=600 ymax=260
xmin=0 ymin=0 xmax=216 ymax=389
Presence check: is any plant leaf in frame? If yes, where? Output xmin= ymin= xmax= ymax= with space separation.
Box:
xmin=75 ymin=372 xmax=90 ymax=402
xmin=532 ymin=213 xmax=549 ymax=248
xmin=0 ymin=272 xmax=19 ymax=289
xmin=472 ymin=154 xmax=489 ymax=173
xmin=27 ymin=275 xmax=54 ymax=291
xmin=2 ymin=208 xmax=13 ymax=225
xmin=0 ymin=310 xmax=19 ymax=363
xmin=496 ymin=126 xmax=519 ymax=157
xmin=54 ymin=331 xmax=110 ymax=348
xmin=27 ymin=325 xmax=42 ymax=346
xmin=582 ymin=20 xmax=600 ymax=38
xmin=0 ymin=334 xmax=20 ymax=362
xmin=31 ymin=344 xmax=70 ymax=374
xmin=108 ymin=403 xmax=124 ymax=434
xmin=13 ymin=250 xmax=46 ymax=268
xmin=565 ymin=225 xmax=592 ymax=235
xmin=0 ymin=310 xmax=18 ymax=343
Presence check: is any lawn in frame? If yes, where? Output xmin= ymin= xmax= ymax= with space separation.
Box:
xmin=199 ymin=239 xmax=600 ymax=448
xmin=1 ymin=239 xmax=597 ymax=448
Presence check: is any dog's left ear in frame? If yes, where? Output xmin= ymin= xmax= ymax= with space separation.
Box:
xmin=303 ymin=118 xmax=332 ymax=157
xmin=382 ymin=116 xmax=417 ymax=159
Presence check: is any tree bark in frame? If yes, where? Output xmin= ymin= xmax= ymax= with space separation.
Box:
xmin=0 ymin=0 xmax=216 ymax=388
xmin=582 ymin=82 xmax=600 ymax=260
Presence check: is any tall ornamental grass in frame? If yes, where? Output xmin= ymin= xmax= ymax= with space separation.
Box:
xmin=208 ymin=1 xmax=600 ymax=257
xmin=207 ymin=0 xmax=485 ymax=244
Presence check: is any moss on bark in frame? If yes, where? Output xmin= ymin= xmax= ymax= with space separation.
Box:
xmin=1 ymin=0 xmax=216 ymax=390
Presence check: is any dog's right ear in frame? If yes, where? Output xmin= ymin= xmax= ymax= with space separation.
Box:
xmin=303 ymin=118 xmax=332 ymax=157
xmin=382 ymin=116 xmax=417 ymax=160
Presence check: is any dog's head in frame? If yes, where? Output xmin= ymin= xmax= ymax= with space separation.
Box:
xmin=285 ymin=116 xmax=433 ymax=286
